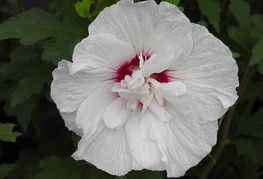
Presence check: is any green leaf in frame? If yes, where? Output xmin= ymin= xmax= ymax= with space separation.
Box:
xmin=250 ymin=15 xmax=263 ymax=39
xmin=197 ymin=0 xmax=221 ymax=33
xmin=9 ymin=149 xmax=41 ymax=179
xmin=0 ymin=163 xmax=17 ymax=178
xmin=33 ymin=157 xmax=83 ymax=179
xmin=0 ymin=123 xmax=22 ymax=142
xmin=10 ymin=61 xmax=53 ymax=107
xmin=49 ymin=1 xmax=89 ymax=30
xmin=0 ymin=8 xmax=87 ymax=64
xmin=10 ymin=46 xmax=40 ymax=62
xmin=0 ymin=46 xmax=41 ymax=79
xmin=198 ymin=20 xmax=208 ymax=27
xmin=0 ymin=60 xmax=29 ymax=77
xmin=249 ymin=39 xmax=263 ymax=66
xmin=229 ymin=0 xmax=250 ymax=30
xmin=228 ymin=0 xmax=251 ymax=49
xmin=43 ymin=38 xmax=82 ymax=65
xmin=232 ymin=51 xmax=241 ymax=58
xmin=4 ymin=99 xmax=34 ymax=132
xmin=75 ymin=0 xmax=95 ymax=18
xmin=228 ymin=27 xmax=250 ymax=50
xmin=0 ymin=8 xmax=85 ymax=45
xmin=92 ymin=0 xmax=117 ymax=15
xmin=164 ymin=0 xmax=180 ymax=6
xmin=14 ymin=100 xmax=34 ymax=132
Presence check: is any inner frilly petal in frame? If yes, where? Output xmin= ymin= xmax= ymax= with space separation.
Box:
xmin=125 ymin=110 xmax=166 ymax=170
xmin=139 ymin=109 xmax=166 ymax=140
xmin=103 ymin=97 xmax=132 ymax=129
xmin=148 ymin=99 xmax=172 ymax=122
xmin=142 ymin=47 xmax=179 ymax=77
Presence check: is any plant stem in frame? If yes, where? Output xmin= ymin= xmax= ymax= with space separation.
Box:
xmin=199 ymin=67 xmax=255 ymax=179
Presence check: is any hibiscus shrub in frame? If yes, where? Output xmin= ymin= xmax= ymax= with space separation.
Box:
xmin=0 ymin=0 xmax=262 ymax=179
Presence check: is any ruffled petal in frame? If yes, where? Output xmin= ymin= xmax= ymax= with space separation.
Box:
xmin=111 ymin=82 xmax=147 ymax=100
xmin=163 ymin=86 xmax=227 ymax=123
xmin=161 ymin=81 xmax=186 ymax=97
xmin=125 ymin=111 xmax=165 ymax=170
xmin=89 ymin=0 xmax=193 ymax=57
xmin=71 ymin=33 xmax=136 ymax=75
xmin=164 ymin=118 xmax=218 ymax=177
xmin=142 ymin=47 xmax=178 ymax=77
xmin=59 ymin=112 xmax=83 ymax=136
xmin=51 ymin=60 xmax=104 ymax=113
xmin=173 ymin=24 xmax=238 ymax=111
xmin=158 ymin=1 xmax=189 ymax=22
xmin=75 ymin=82 xmax=115 ymax=134
xmin=73 ymin=126 xmax=132 ymax=176
xmin=148 ymin=100 xmax=172 ymax=122
xmin=139 ymin=109 xmax=166 ymax=140
xmin=103 ymin=98 xmax=131 ymax=129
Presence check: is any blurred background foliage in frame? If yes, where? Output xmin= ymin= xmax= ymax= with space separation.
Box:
xmin=0 ymin=0 xmax=262 ymax=178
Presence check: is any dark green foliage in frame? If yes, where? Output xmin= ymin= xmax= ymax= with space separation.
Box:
xmin=0 ymin=164 xmax=17 ymax=178
xmin=0 ymin=3 xmax=87 ymax=64
xmin=197 ymin=0 xmax=221 ymax=33
xmin=32 ymin=157 xmax=83 ymax=179
xmin=0 ymin=0 xmax=262 ymax=179
xmin=0 ymin=123 xmax=21 ymax=142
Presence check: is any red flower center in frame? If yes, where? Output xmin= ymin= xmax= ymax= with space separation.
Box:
xmin=113 ymin=54 xmax=172 ymax=83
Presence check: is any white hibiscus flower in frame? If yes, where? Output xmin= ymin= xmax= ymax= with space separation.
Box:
xmin=50 ymin=0 xmax=239 ymax=177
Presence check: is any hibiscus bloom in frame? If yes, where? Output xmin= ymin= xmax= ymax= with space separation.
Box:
xmin=50 ymin=0 xmax=239 ymax=177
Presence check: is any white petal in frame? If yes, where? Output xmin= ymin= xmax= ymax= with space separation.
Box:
xmin=60 ymin=112 xmax=83 ymax=136
xmin=75 ymin=83 xmax=115 ymax=134
xmin=111 ymin=83 xmax=147 ymax=100
xmin=103 ymin=98 xmax=131 ymax=129
xmin=173 ymin=24 xmax=239 ymax=110
xmin=161 ymin=81 xmax=186 ymax=97
xmin=163 ymin=86 xmax=227 ymax=123
xmin=164 ymin=119 xmax=218 ymax=177
xmin=139 ymin=109 xmax=166 ymax=140
xmin=149 ymin=100 xmax=172 ymax=122
xmin=89 ymin=0 xmax=193 ymax=55
xmin=149 ymin=78 xmax=164 ymax=105
xmin=158 ymin=1 xmax=189 ymax=22
xmin=125 ymin=111 xmax=165 ymax=170
xmin=142 ymin=48 xmax=178 ymax=77
xmin=51 ymin=60 xmax=103 ymax=113
xmin=127 ymin=100 xmax=139 ymax=110
xmin=73 ymin=126 xmax=132 ymax=176
xmin=132 ymin=159 xmax=144 ymax=170
xmin=128 ymin=70 xmax=144 ymax=89
xmin=71 ymin=33 xmax=136 ymax=75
